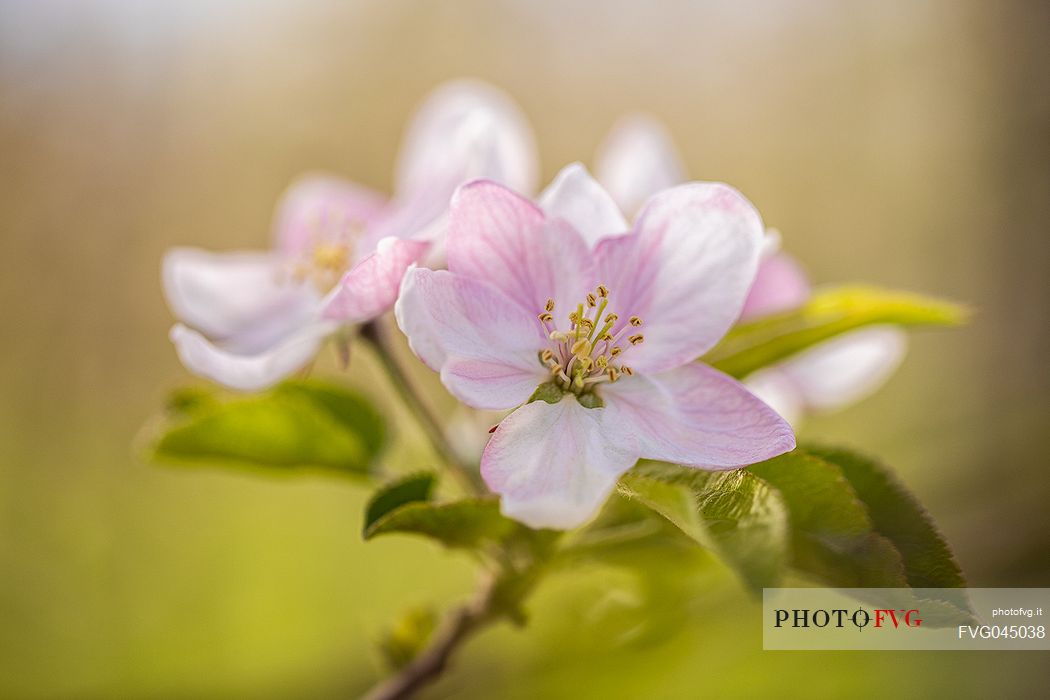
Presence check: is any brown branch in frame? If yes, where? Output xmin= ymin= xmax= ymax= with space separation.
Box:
xmin=362 ymin=576 xmax=500 ymax=700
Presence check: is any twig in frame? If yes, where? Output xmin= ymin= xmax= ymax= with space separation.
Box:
xmin=362 ymin=576 xmax=500 ymax=700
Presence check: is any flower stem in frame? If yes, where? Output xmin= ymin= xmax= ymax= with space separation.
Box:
xmin=359 ymin=319 xmax=484 ymax=495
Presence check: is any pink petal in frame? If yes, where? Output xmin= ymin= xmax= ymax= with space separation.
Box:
xmin=394 ymin=267 xmax=549 ymax=410
xmin=395 ymin=79 xmax=538 ymax=204
xmin=538 ymin=163 xmax=629 ymax=249
xmin=320 ymin=237 xmax=429 ymax=323
xmin=481 ymin=396 xmax=638 ymax=529
xmin=594 ymin=113 xmax=686 ymax=216
xmin=740 ymin=252 xmax=811 ymax=320
xmin=602 ymin=362 xmax=795 ymax=469
xmin=594 ymin=183 xmax=765 ymax=374
xmin=446 ymin=180 xmax=596 ymax=319
xmin=162 ymin=247 xmax=320 ymax=353
xmin=741 ymin=368 xmax=805 ymax=428
xmin=272 ymin=175 xmax=387 ymax=259
xmin=169 ymin=321 xmax=333 ymax=392
xmin=776 ymin=326 xmax=908 ymax=412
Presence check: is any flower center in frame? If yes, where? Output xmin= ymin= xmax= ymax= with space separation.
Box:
xmin=536 ymin=284 xmax=644 ymax=396
xmin=290 ymin=214 xmax=365 ymax=292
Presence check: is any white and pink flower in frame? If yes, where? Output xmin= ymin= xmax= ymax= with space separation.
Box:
xmin=162 ymin=80 xmax=537 ymax=390
xmin=595 ymin=114 xmax=907 ymax=425
xmin=396 ymin=173 xmax=795 ymax=529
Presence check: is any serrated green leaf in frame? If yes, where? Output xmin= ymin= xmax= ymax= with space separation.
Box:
xmin=364 ymin=497 xmax=518 ymax=549
xmin=703 ymin=285 xmax=969 ymax=378
xmin=749 ymin=452 xmax=909 ymax=587
xmin=619 ymin=461 xmax=789 ymax=591
xmin=147 ymin=379 xmax=385 ymax=477
xmin=363 ymin=472 xmax=437 ymax=535
xmin=806 ymin=445 xmax=966 ymax=588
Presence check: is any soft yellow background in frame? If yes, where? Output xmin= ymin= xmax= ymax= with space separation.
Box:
xmin=2 ymin=0 xmax=1048 ymax=697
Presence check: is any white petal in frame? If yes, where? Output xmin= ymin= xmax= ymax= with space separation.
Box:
xmin=595 ymin=183 xmax=765 ymax=373
xmin=743 ymin=368 xmax=805 ymax=428
xmin=162 ymin=247 xmax=320 ymax=353
xmin=602 ymin=363 xmax=795 ymax=469
xmin=779 ymin=326 xmax=908 ymax=411
xmin=169 ymin=321 xmax=334 ymax=392
xmin=394 ymin=267 xmax=549 ymax=410
xmin=395 ymin=79 xmax=539 ymax=202
xmin=481 ymin=396 xmax=637 ymax=529
xmin=594 ymin=113 xmax=686 ymax=216
xmin=538 ymin=162 xmax=629 ymax=248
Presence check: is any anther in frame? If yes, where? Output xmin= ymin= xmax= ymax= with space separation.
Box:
xmin=540 ymin=349 xmax=554 ymax=363
xmin=610 ymin=346 xmax=622 ymax=357
xmin=597 ymin=284 xmax=609 ymax=298
xmin=629 ymin=316 xmax=643 ymax=327
xmin=586 ymin=293 xmax=597 ymax=307
xmin=604 ymin=313 xmax=618 ymax=323
xmin=595 ymin=355 xmax=608 ymax=369
xmin=621 ymin=366 xmax=634 ymax=376
xmin=628 ymin=334 xmax=644 ymax=345
xmin=538 ymin=312 xmax=553 ymax=323
xmin=545 ymin=298 xmax=555 ymax=312
xmin=607 ymin=367 xmax=620 ymax=382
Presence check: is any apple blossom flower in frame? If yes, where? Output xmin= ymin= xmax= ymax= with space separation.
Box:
xmin=595 ymin=114 xmax=907 ymax=424
xmin=163 ymin=80 xmax=537 ymax=390
xmin=395 ymin=173 xmax=795 ymax=529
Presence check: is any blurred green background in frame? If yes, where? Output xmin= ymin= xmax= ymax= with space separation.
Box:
xmin=2 ymin=0 xmax=1048 ymax=697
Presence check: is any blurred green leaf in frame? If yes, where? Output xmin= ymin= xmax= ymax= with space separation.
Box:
xmin=147 ymin=379 xmax=385 ymax=477
xmin=377 ymin=605 xmax=438 ymax=671
xmin=619 ymin=461 xmax=789 ymax=591
xmin=363 ymin=472 xmax=437 ymax=535
xmin=703 ymin=285 xmax=969 ymax=378
xmin=805 ymin=445 xmax=966 ymax=588
xmin=364 ymin=497 xmax=518 ymax=549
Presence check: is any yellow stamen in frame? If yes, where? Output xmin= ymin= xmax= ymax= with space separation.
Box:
xmin=628 ymin=334 xmax=644 ymax=345
xmin=629 ymin=316 xmax=643 ymax=327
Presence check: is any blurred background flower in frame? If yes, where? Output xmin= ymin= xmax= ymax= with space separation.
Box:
xmin=1 ymin=0 xmax=1047 ymax=697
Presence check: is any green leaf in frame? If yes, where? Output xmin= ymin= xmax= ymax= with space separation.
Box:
xmin=805 ymin=445 xmax=966 ymax=588
xmin=147 ymin=379 xmax=385 ymax=477
xmin=619 ymin=461 xmax=789 ymax=591
xmin=703 ymin=285 xmax=969 ymax=378
xmin=750 ymin=452 xmax=909 ymax=587
xmin=363 ymin=472 xmax=437 ymax=535
xmin=364 ymin=497 xmax=519 ymax=549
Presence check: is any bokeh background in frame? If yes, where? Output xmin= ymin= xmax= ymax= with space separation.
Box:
xmin=2 ymin=0 xmax=1048 ymax=697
